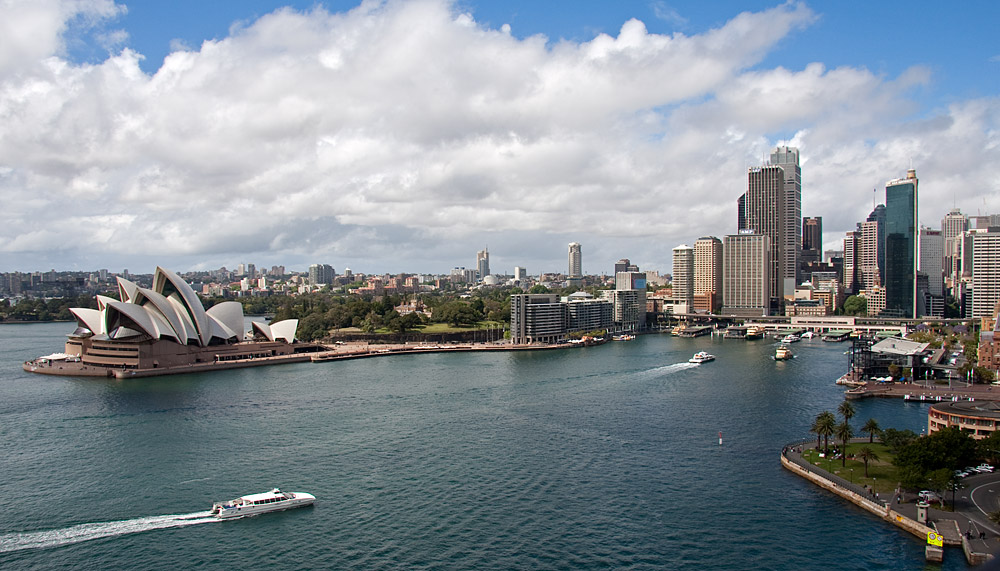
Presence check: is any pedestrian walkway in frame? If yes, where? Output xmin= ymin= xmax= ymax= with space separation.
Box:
xmin=782 ymin=440 xmax=997 ymax=565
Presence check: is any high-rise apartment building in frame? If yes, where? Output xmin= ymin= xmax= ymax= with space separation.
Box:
xmin=568 ymin=243 xmax=582 ymax=278
xmin=884 ymin=169 xmax=919 ymax=318
xmin=972 ymin=231 xmax=1000 ymax=319
xmin=308 ymin=263 xmax=335 ymax=285
xmin=672 ymin=244 xmax=694 ymax=314
xmin=694 ymin=236 xmax=723 ymax=312
xmin=722 ymin=232 xmax=770 ymax=316
xmin=739 ymin=146 xmax=800 ymax=306
xmin=859 ymin=219 xmax=882 ymax=290
xmin=843 ymin=230 xmax=861 ymax=294
xmin=510 ymin=294 xmax=567 ymax=344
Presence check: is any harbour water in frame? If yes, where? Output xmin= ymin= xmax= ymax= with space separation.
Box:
xmin=0 ymin=323 xmax=969 ymax=569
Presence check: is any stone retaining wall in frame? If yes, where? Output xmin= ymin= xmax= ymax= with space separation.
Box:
xmin=780 ymin=454 xmax=940 ymax=542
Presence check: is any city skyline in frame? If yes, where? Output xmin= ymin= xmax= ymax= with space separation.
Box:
xmin=1 ymin=1 xmax=999 ymax=275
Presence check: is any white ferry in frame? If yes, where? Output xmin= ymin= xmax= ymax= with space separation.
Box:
xmin=688 ymin=351 xmax=716 ymax=364
xmin=210 ymin=488 xmax=315 ymax=519
xmin=781 ymin=334 xmax=800 ymax=344
xmin=775 ymin=345 xmax=793 ymax=360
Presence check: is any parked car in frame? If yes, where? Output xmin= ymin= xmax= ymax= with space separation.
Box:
xmin=919 ymin=491 xmax=942 ymax=503
xmin=955 ymin=470 xmax=970 ymax=478
xmin=977 ymin=464 xmax=995 ymax=473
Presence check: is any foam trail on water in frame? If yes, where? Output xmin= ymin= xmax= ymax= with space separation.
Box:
xmin=0 ymin=511 xmax=218 ymax=553
xmin=631 ymin=361 xmax=699 ymax=381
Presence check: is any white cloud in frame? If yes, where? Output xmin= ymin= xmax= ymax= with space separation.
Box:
xmin=0 ymin=0 xmax=998 ymax=275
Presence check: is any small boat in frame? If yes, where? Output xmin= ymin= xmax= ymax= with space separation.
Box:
xmin=689 ymin=351 xmax=716 ymax=364
xmin=775 ymin=345 xmax=793 ymax=360
xmin=210 ymin=488 xmax=315 ymax=519
xmin=613 ymin=334 xmax=635 ymax=341
xmin=781 ymin=334 xmax=800 ymax=343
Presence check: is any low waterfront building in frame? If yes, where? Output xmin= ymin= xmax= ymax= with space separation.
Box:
xmin=928 ymin=400 xmax=1000 ymax=439
xmin=847 ymin=336 xmax=930 ymax=381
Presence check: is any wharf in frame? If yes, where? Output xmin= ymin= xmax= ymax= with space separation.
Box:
xmin=844 ymin=381 xmax=1000 ymax=402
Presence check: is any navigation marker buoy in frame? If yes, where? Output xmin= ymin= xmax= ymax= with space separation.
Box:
xmin=719 ymin=431 xmax=722 ymax=446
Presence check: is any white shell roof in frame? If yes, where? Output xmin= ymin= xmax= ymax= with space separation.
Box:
xmin=70 ymin=267 xmax=297 ymax=347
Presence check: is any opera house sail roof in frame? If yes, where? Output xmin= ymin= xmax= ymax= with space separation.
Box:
xmin=25 ymin=267 xmax=304 ymax=379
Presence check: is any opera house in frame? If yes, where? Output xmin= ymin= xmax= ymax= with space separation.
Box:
xmin=24 ymin=267 xmax=320 ymax=379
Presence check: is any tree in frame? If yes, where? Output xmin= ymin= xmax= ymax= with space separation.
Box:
xmin=528 ymin=285 xmax=550 ymax=294
xmin=816 ymin=411 xmax=837 ymax=454
xmin=893 ymin=427 xmax=979 ymax=490
xmin=843 ymin=295 xmax=867 ymax=316
xmin=881 ymin=428 xmax=918 ymax=453
xmin=836 ymin=421 xmax=854 ymax=467
xmin=838 ymin=400 xmax=856 ymax=425
xmin=978 ymin=430 xmax=1000 ymax=465
xmin=862 ymin=418 xmax=881 ymax=443
xmin=858 ymin=446 xmax=879 ymax=477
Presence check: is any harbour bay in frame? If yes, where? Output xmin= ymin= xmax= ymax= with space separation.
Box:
xmin=0 ymin=323 xmax=967 ymax=569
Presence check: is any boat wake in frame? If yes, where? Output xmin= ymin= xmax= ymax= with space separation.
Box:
xmin=631 ymin=361 xmax=699 ymax=380
xmin=0 ymin=511 xmax=218 ymax=553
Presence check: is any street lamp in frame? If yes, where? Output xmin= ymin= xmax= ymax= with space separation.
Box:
xmin=850 ymin=468 xmax=854 ymax=484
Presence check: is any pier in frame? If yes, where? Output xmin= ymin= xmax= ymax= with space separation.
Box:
xmin=844 ymin=381 xmax=1000 ymax=403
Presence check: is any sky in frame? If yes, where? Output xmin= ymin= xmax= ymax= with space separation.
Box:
xmin=1 ymin=0 xmax=999 ymax=277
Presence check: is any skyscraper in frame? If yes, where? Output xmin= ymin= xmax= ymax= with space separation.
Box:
xmin=942 ymin=208 xmax=967 ymax=293
xmin=476 ymin=248 xmax=490 ymax=280
xmin=802 ymin=216 xmax=822 ymax=266
xmin=672 ymin=244 xmax=694 ymax=314
xmin=918 ymin=227 xmax=944 ymax=317
xmin=884 ymin=169 xmax=918 ymax=318
xmin=771 ymin=146 xmax=802 ymax=290
xmin=568 ymin=243 xmax=582 ymax=278
xmin=694 ymin=236 xmax=723 ymax=312
xmin=739 ymin=146 xmax=800 ymax=307
xmin=722 ymin=232 xmax=770 ymax=316
xmin=865 ymin=204 xmax=886 ymax=285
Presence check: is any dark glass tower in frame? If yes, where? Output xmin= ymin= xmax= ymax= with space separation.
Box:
xmin=883 ymin=169 xmax=918 ymax=318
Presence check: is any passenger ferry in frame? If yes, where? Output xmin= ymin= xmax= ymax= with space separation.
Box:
xmin=210 ymin=488 xmax=315 ymax=519
xmin=688 ymin=351 xmax=716 ymax=364
xmin=774 ymin=345 xmax=793 ymax=360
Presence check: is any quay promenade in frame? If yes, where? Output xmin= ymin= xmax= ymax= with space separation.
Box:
xmin=309 ymin=340 xmax=569 ymax=362
xmin=782 ymin=441 xmax=996 ymax=565
xmin=845 ymin=381 xmax=1000 ymax=402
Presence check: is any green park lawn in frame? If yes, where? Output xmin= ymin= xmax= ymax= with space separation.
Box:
xmin=802 ymin=442 xmax=898 ymax=494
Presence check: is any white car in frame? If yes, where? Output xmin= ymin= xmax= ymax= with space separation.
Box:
xmin=919 ymin=491 xmax=942 ymax=503
xmin=977 ymin=464 xmax=995 ymax=473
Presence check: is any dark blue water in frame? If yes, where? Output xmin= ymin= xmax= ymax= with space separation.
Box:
xmin=0 ymin=324 xmax=966 ymax=569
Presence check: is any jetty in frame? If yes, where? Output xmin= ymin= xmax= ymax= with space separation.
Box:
xmin=844 ymin=381 xmax=1000 ymax=403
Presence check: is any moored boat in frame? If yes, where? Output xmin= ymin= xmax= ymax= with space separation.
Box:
xmin=781 ymin=334 xmax=800 ymax=343
xmin=775 ymin=345 xmax=793 ymax=360
xmin=210 ymin=488 xmax=315 ymax=519
xmin=688 ymin=351 xmax=716 ymax=364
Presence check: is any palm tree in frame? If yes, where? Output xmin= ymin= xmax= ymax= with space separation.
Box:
xmin=858 ymin=446 xmax=879 ymax=477
xmin=838 ymin=400 xmax=856 ymax=425
xmin=811 ymin=415 xmax=823 ymax=450
xmin=817 ymin=411 xmax=837 ymax=454
xmin=836 ymin=421 xmax=854 ymax=467
xmin=862 ymin=418 xmax=880 ymax=443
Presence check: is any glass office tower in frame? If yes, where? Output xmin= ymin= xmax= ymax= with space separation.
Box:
xmin=883 ymin=169 xmax=918 ymax=318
